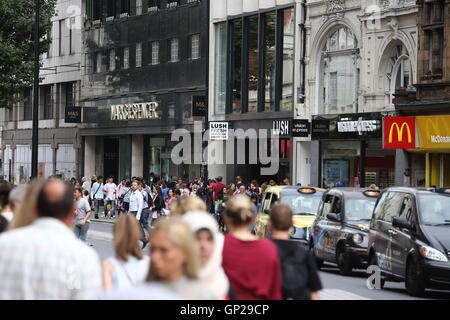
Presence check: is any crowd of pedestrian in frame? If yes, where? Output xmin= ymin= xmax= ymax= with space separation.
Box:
xmin=0 ymin=173 xmax=322 ymax=300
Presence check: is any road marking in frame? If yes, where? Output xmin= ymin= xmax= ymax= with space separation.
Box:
xmin=319 ymin=289 xmax=372 ymax=300
xmin=88 ymin=230 xmax=113 ymax=242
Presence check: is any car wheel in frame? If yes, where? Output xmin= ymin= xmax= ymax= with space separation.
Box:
xmin=406 ymin=258 xmax=425 ymax=297
xmin=337 ymin=248 xmax=353 ymax=276
xmin=369 ymin=253 xmax=385 ymax=289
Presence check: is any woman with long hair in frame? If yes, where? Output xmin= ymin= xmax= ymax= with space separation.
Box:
xmin=8 ymin=179 xmax=46 ymax=230
xmin=145 ymin=217 xmax=214 ymax=299
xmin=222 ymin=195 xmax=282 ymax=300
xmin=165 ymin=189 xmax=175 ymax=211
xmin=102 ymin=215 xmax=150 ymax=293
xmin=150 ymin=185 xmax=164 ymax=226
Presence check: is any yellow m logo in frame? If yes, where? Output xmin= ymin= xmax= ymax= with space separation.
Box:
xmin=388 ymin=122 xmax=411 ymax=143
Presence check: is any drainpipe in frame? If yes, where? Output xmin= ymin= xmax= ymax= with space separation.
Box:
xmin=299 ymin=0 xmax=307 ymax=104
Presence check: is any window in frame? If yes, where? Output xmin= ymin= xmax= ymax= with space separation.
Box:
xmin=109 ymin=49 xmax=116 ymax=71
xmin=264 ymin=12 xmax=276 ymax=112
xmin=425 ymin=29 xmax=444 ymax=74
xmin=47 ymin=30 xmax=52 ymax=57
xmin=385 ymin=43 xmax=412 ymax=107
xmin=280 ymin=8 xmax=294 ymax=111
xmin=331 ymin=196 xmax=342 ymax=214
xmin=23 ymin=88 xmax=32 ymax=121
xmin=247 ymin=15 xmax=258 ymax=113
xmin=170 ymin=38 xmax=179 ymax=62
xmin=230 ymin=19 xmax=242 ymax=114
xmin=43 ymin=86 xmax=53 ymax=119
xmin=151 ymin=41 xmax=159 ymax=65
xmin=168 ymin=103 xmax=175 ymax=118
xmin=136 ymin=0 xmax=142 ymax=15
xmin=319 ymin=27 xmax=358 ymax=114
xmin=190 ymin=34 xmax=200 ymax=60
xmin=427 ymin=2 xmax=444 ymax=24
xmin=123 ymin=47 xmax=129 ymax=69
xmin=59 ymin=20 xmax=64 ymax=56
xmin=69 ymin=17 xmax=75 ymax=54
xmin=373 ymin=191 xmax=388 ymax=221
xmin=382 ymin=192 xmax=404 ymax=222
xmin=121 ymin=0 xmax=130 ymax=15
xmin=136 ymin=42 xmax=142 ymax=67
xmin=321 ymin=195 xmax=334 ymax=218
xmin=93 ymin=0 xmax=102 ymax=20
xmin=96 ymin=52 xmax=102 ymax=73
xmin=107 ymin=0 xmax=116 ymax=17
xmin=148 ymin=0 xmax=160 ymax=9
xmin=399 ymin=194 xmax=415 ymax=224
xmin=66 ymin=82 xmax=75 ymax=108
xmin=214 ymin=23 xmax=226 ymax=114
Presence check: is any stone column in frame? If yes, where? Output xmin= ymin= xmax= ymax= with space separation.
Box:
xmin=84 ymin=136 xmax=96 ymax=180
xmin=131 ymin=135 xmax=144 ymax=178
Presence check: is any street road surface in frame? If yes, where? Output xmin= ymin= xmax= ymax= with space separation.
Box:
xmin=87 ymin=220 xmax=450 ymax=300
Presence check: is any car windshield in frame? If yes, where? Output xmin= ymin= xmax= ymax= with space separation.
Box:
xmin=418 ymin=194 xmax=450 ymax=225
xmin=344 ymin=198 xmax=376 ymax=222
xmin=280 ymin=194 xmax=322 ymax=215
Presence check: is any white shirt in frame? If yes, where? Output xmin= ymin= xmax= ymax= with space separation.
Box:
xmin=104 ymin=183 xmax=117 ymax=201
xmin=129 ymin=190 xmax=143 ymax=220
xmin=1 ymin=211 xmax=13 ymax=222
xmin=0 ymin=217 xmax=102 ymax=299
xmin=82 ymin=181 xmax=91 ymax=193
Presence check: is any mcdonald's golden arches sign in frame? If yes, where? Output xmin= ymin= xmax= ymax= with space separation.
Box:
xmin=416 ymin=115 xmax=450 ymax=150
xmin=383 ymin=117 xmax=416 ymax=149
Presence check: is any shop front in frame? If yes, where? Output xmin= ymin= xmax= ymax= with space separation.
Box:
xmin=414 ymin=115 xmax=450 ymax=187
xmin=311 ymin=112 xmax=396 ymax=188
xmin=81 ymin=92 xmax=203 ymax=183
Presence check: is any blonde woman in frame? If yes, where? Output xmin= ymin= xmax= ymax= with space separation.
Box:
xmin=102 ymin=215 xmax=150 ymax=293
xmin=8 ymin=179 xmax=46 ymax=230
xmin=146 ymin=217 xmax=214 ymax=299
xmin=170 ymin=196 xmax=206 ymax=215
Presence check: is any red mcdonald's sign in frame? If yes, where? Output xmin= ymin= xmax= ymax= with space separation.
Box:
xmin=383 ymin=117 xmax=416 ymax=149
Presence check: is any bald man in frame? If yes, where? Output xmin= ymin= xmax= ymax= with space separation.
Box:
xmin=0 ymin=179 xmax=102 ymax=299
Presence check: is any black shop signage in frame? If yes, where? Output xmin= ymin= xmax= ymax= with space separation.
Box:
xmin=312 ymin=113 xmax=383 ymax=139
xmin=292 ymin=119 xmax=310 ymax=137
xmin=64 ymin=106 xmax=82 ymax=123
xmin=192 ymin=95 xmax=206 ymax=117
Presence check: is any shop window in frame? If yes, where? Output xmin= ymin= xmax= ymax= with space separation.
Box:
xmin=214 ymin=23 xmax=227 ymax=114
xmin=264 ymin=12 xmax=276 ymax=112
xmin=280 ymin=8 xmax=294 ymax=111
xmin=385 ymin=43 xmax=412 ymax=107
xmin=230 ymin=19 xmax=242 ymax=114
xmin=318 ymin=27 xmax=358 ymax=114
xmin=247 ymin=15 xmax=259 ymax=113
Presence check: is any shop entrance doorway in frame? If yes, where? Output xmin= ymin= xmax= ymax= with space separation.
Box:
xmin=104 ymin=138 xmax=119 ymax=183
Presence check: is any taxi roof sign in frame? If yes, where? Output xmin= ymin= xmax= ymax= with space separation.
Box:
xmin=298 ymin=187 xmax=316 ymax=194
xmin=363 ymin=190 xmax=380 ymax=197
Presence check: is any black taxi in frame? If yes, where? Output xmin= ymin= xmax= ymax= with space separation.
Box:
xmin=311 ymin=188 xmax=380 ymax=275
xmin=368 ymin=187 xmax=450 ymax=296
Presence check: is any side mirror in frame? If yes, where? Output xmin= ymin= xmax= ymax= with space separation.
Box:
xmin=264 ymin=209 xmax=270 ymax=214
xmin=392 ymin=217 xmax=414 ymax=231
xmin=327 ymin=213 xmax=341 ymax=222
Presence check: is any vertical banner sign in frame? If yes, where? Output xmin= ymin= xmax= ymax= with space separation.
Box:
xmin=383 ymin=117 xmax=416 ymax=149
xmin=209 ymin=122 xmax=228 ymax=140
xmin=192 ymin=96 xmax=207 ymax=117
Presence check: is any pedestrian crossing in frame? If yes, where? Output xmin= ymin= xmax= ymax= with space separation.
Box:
xmin=88 ymin=230 xmax=114 ymax=242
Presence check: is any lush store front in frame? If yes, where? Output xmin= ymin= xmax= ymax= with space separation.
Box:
xmin=311 ymin=112 xmax=396 ymax=188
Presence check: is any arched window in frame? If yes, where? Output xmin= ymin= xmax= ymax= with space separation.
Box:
xmin=318 ymin=27 xmax=359 ymax=114
xmin=385 ymin=43 xmax=412 ymax=107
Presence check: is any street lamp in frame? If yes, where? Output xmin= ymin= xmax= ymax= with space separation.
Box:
xmin=31 ymin=0 xmax=40 ymax=178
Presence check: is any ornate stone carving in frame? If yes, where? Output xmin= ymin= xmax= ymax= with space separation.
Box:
xmin=379 ymin=0 xmax=390 ymax=8
xmin=387 ymin=17 xmax=399 ymax=40
xmin=326 ymin=0 xmax=345 ymax=14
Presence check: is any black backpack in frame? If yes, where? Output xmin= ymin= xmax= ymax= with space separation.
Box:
xmin=277 ymin=243 xmax=309 ymax=300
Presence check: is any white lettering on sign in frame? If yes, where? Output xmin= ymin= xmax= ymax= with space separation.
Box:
xmin=431 ymin=135 xmax=450 ymax=143
xmin=111 ymin=102 xmax=159 ymax=120
xmin=273 ymin=120 xmax=290 ymax=136
xmin=210 ymin=122 xmax=228 ymax=140
xmin=337 ymin=119 xmax=379 ymax=135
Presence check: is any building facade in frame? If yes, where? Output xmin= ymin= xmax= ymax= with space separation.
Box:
xmin=1 ymin=0 xmax=82 ymax=183
xmin=395 ymin=0 xmax=450 ymax=187
xmin=306 ymin=0 xmax=418 ymax=188
xmin=80 ymin=0 xmax=207 ymax=182
xmin=208 ymin=0 xmax=302 ymax=185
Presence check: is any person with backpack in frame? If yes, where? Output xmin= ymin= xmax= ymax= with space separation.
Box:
xmin=269 ymin=203 xmax=322 ymax=300
xmin=90 ymin=176 xmax=104 ymax=219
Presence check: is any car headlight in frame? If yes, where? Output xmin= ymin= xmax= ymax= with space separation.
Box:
xmin=420 ymin=245 xmax=448 ymax=262
xmin=353 ymin=234 xmax=363 ymax=244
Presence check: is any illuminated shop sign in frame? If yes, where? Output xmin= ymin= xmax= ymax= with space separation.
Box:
xmin=110 ymin=102 xmax=159 ymax=120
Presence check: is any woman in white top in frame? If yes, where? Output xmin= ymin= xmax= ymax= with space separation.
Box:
xmin=102 ymin=214 xmax=149 ymax=293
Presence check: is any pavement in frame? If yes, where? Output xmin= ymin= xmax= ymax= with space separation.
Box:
xmin=91 ymin=206 xmax=119 ymax=224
